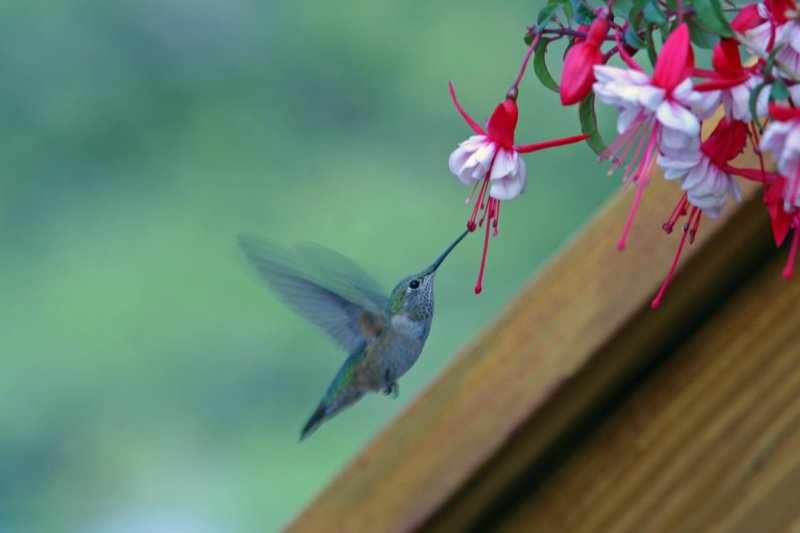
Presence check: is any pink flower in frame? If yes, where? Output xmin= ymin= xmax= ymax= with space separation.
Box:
xmin=760 ymin=104 xmax=800 ymax=277
xmin=560 ymin=17 xmax=609 ymax=105
xmin=448 ymin=82 xmax=588 ymax=293
xmin=593 ymin=23 xmax=712 ymax=250
xmin=700 ymin=39 xmax=767 ymax=122
xmin=448 ymin=96 xmax=527 ymax=202
xmin=658 ymin=119 xmax=746 ymax=219
xmin=764 ymin=176 xmax=800 ymax=277
xmin=652 ymin=119 xmax=763 ymax=307
xmin=760 ymin=105 xmax=800 ymax=213
xmin=744 ymin=1 xmax=800 ymax=78
xmin=731 ymin=3 xmax=767 ymax=33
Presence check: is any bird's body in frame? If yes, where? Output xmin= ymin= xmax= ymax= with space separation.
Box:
xmin=239 ymin=230 xmax=467 ymax=440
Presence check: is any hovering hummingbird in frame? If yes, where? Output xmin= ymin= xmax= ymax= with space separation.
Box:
xmin=239 ymin=229 xmax=469 ymax=440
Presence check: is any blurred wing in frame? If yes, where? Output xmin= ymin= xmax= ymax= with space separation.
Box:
xmin=295 ymin=242 xmax=388 ymax=311
xmin=238 ymin=235 xmax=385 ymax=353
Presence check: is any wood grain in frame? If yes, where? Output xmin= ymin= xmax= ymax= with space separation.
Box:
xmin=289 ymin=151 xmax=774 ymax=532
xmin=495 ymin=251 xmax=800 ymax=533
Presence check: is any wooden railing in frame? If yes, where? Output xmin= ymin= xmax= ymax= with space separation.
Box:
xmin=289 ymin=144 xmax=800 ymax=531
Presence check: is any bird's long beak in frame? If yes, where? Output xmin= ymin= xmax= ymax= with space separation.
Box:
xmin=428 ymin=229 xmax=470 ymax=273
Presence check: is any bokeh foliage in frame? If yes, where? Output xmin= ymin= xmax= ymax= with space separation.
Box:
xmin=0 ymin=0 xmax=616 ymax=530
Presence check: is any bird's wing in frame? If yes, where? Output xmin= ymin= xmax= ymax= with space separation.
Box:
xmin=239 ymin=235 xmax=387 ymax=353
xmin=295 ymin=242 xmax=388 ymax=311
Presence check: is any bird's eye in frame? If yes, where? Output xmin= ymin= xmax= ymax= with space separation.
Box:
xmin=409 ymin=279 xmax=421 ymax=289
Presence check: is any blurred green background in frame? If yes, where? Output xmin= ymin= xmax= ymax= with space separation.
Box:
xmin=0 ymin=1 xmax=617 ymax=531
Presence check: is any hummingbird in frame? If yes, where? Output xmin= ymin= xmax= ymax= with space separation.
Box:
xmin=238 ymin=229 xmax=469 ymax=440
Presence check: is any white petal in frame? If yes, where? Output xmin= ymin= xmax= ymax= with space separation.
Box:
xmin=489 ymin=158 xmax=526 ymax=200
xmin=656 ymin=100 xmax=700 ymax=135
xmin=746 ymin=20 xmax=772 ymax=50
xmin=637 ymin=86 xmax=666 ymax=111
xmin=449 ymin=136 xmax=492 ymax=185
xmin=593 ymin=67 xmax=662 ymax=111
xmin=777 ymin=21 xmax=800 ymax=53
xmin=681 ymin=157 xmax=711 ymax=191
xmin=449 ymin=145 xmax=476 ymax=182
xmin=657 ymin=150 xmax=701 ymax=172
xmin=693 ymin=90 xmax=721 ymax=120
xmin=594 ymin=65 xmax=651 ymax=86
xmin=760 ymin=121 xmax=792 ymax=155
xmin=729 ymin=83 xmax=762 ymax=121
xmin=465 ymin=141 xmax=497 ymax=179
xmin=660 ymin=126 xmax=701 ymax=154
xmin=775 ymin=46 xmax=800 ymax=79
xmin=490 ymin=148 xmax=517 ymax=180
xmin=617 ymin=107 xmax=642 ymax=134
xmin=671 ymin=78 xmax=696 ymax=102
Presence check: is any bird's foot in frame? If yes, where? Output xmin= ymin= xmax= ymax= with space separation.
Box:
xmin=383 ymin=381 xmax=399 ymax=399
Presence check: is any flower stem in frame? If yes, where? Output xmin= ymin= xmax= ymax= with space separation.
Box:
xmin=512 ymin=32 xmax=542 ymax=90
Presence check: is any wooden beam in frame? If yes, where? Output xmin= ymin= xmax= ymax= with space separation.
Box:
xmin=289 ymin=155 xmax=773 ymax=531
xmin=494 ymin=250 xmax=800 ymax=532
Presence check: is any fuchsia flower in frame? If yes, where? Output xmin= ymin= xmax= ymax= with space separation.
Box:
xmin=760 ymin=104 xmax=800 ymax=277
xmin=732 ymin=3 xmax=768 ymax=33
xmin=700 ymin=39 xmax=767 ymax=122
xmin=658 ymin=118 xmax=748 ymax=219
xmin=560 ymin=17 xmax=609 ymax=105
xmin=593 ymin=23 xmax=715 ymax=250
xmin=448 ymin=83 xmax=588 ymax=293
xmin=743 ymin=0 xmax=800 ymax=77
xmin=652 ymin=119 xmax=767 ymax=307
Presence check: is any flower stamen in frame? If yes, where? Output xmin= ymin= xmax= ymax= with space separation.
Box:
xmin=652 ymin=205 xmax=700 ymax=309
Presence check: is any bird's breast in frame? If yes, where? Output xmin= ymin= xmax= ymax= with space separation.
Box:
xmin=357 ymin=320 xmax=426 ymax=390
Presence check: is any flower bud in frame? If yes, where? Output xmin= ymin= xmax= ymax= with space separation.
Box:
xmin=559 ymin=17 xmax=608 ymax=106
xmin=560 ymin=43 xmax=604 ymax=105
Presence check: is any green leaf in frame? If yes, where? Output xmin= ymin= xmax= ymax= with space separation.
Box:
xmin=627 ymin=6 xmax=645 ymax=32
xmin=642 ymin=0 xmax=667 ymax=25
xmin=644 ymin=25 xmax=658 ymax=67
xmin=613 ymin=0 xmax=634 ymax=15
xmin=579 ymin=93 xmax=607 ymax=156
xmin=764 ymin=44 xmax=786 ymax=79
xmin=771 ymin=78 xmax=789 ymax=101
xmin=625 ymin=25 xmax=645 ymax=50
xmin=750 ymin=80 xmax=768 ymax=132
xmin=533 ymin=39 xmax=560 ymax=93
xmin=537 ymin=4 xmax=561 ymax=27
xmin=687 ymin=18 xmax=719 ymax=49
xmin=547 ymin=0 xmax=573 ymax=20
xmin=572 ymin=0 xmax=596 ymax=25
xmin=692 ymin=0 xmax=733 ymax=38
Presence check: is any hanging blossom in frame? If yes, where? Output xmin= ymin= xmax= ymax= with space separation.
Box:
xmin=592 ymin=23 xmax=716 ymax=250
xmin=698 ymin=39 xmax=767 ymax=124
xmin=652 ymin=118 xmax=766 ymax=307
xmin=760 ymin=104 xmax=800 ymax=278
xmin=448 ymin=35 xmax=588 ymax=294
xmin=560 ymin=16 xmax=609 ymax=105
xmin=744 ymin=0 xmax=800 ymax=78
